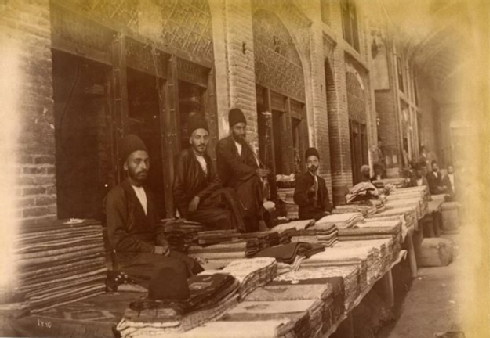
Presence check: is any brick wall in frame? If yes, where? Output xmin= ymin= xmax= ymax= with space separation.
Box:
xmin=0 ymin=0 xmax=56 ymax=228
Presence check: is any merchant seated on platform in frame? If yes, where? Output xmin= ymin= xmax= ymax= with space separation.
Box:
xmin=106 ymin=135 xmax=202 ymax=286
xmin=294 ymin=147 xmax=332 ymax=221
xmin=173 ymin=113 xmax=245 ymax=230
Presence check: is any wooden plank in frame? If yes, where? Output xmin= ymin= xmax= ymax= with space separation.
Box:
xmin=162 ymin=55 xmax=180 ymax=217
xmin=205 ymin=67 xmax=218 ymax=164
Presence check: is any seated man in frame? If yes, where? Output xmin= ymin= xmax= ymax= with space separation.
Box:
xmin=294 ymin=147 xmax=332 ymax=220
xmin=346 ymin=165 xmax=380 ymax=204
xmin=216 ymin=108 xmax=269 ymax=232
xmin=410 ymin=162 xmax=432 ymax=199
xmin=426 ymin=160 xmax=448 ymax=195
xmin=173 ymin=114 xmax=244 ymax=230
xmin=106 ymin=135 xmax=202 ymax=287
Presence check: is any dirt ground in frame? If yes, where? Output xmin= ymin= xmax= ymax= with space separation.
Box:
xmin=378 ymin=234 xmax=462 ymax=338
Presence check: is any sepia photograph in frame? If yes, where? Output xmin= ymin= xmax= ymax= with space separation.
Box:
xmin=0 ymin=0 xmax=488 ymax=337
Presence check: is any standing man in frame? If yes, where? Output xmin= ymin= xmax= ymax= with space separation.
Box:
xmin=173 ymin=114 xmax=244 ymax=230
xmin=106 ymin=135 xmax=202 ymax=286
xmin=426 ymin=160 xmax=448 ymax=195
xmin=216 ymin=108 xmax=269 ymax=232
xmin=294 ymin=147 xmax=332 ymax=220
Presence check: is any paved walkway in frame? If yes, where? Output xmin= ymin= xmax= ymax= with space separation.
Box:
xmin=379 ymin=234 xmax=462 ymax=338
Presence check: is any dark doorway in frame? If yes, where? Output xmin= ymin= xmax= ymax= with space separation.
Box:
xmin=126 ymin=68 xmax=166 ymax=217
xmin=53 ymin=50 xmax=110 ymax=220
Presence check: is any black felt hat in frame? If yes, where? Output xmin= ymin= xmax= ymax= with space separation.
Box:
xmin=187 ymin=113 xmax=208 ymax=135
xmin=229 ymin=108 xmax=246 ymax=127
xmin=119 ymin=135 xmax=148 ymax=163
xmin=305 ymin=147 xmax=320 ymax=160
xmin=147 ymin=257 xmax=191 ymax=301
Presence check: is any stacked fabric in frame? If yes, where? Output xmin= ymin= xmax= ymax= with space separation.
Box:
xmin=375 ymin=206 xmax=417 ymax=230
xmin=117 ymin=274 xmax=240 ymax=336
xmin=377 ymin=178 xmax=408 ymax=188
xmin=203 ymin=257 xmax=277 ymax=298
xmin=290 ymin=224 xmax=339 ymax=247
xmin=272 ymin=219 xmax=314 ymax=233
xmin=277 ymin=188 xmax=299 ymax=219
xmin=187 ymin=241 xmax=247 ymax=262
xmin=354 ymin=221 xmax=403 ymax=259
xmin=255 ymin=242 xmax=326 ymax=264
xmin=315 ymin=213 xmax=364 ymax=229
xmin=333 ymin=203 xmax=376 ymax=217
xmin=16 ymin=219 xmax=107 ymax=313
xmin=240 ymin=273 xmax=345 ymax=337
xmin=163 ymin=220 xmax=204 ymax=252
xmin=288 ymin=266 xmax=359 ymax=311
xmin=195 ymin=230 xmax=241 ymax=246
xmin=276 ymin=174 xmax=296 ymax=188
xmin=370 ymin=198 xmax=386 ymax=213
xmin=385 ymin=197 xmax=425 ymax=220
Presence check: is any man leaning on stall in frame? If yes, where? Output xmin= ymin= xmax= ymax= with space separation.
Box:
xmin=106 ymin=135 xmax=202 ymax=286
xmin=294 ymin=147 xmax=332 ymax=220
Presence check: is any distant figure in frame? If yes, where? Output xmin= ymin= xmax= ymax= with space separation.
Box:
xmin=410 ymin=162 xmax=432 ymax=199
xmin=346 ymin=165 xmax=379 ymax=204
xmin=294 ymin=147 xmax=332 ymax=220
xmin=446 ymin=165 xmax=456 ymax=194
xmin=426 ymin=160 xmax=449 ymax=195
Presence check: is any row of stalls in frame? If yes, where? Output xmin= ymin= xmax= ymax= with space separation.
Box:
xmin=4 ymin=179 xmax=459 ymax=337
xmin=50 ymin=0 xmax=311 ymax=222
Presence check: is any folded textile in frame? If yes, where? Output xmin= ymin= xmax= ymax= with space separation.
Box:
xmin=255 ymin=242 xmax=325 ymax=264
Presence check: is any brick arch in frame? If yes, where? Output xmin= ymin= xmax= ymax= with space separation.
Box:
xmin=252 ymin=9 xmax=306 ymax=102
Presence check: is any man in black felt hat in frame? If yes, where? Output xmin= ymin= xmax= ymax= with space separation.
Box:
xmin=216 ymin=108 xmax=269 ymax=232
xmin=106 ymin=134 xmax=203 ymax=287
xmin=173 ymin=113 xmax=245 ymax=230
xmin=294 ymin=147 xmax=332 ymax=221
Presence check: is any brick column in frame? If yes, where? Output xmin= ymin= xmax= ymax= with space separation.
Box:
xmin=211 ymin=0 xmax=258 ymax=149
xmin=305 ymin=1 xmax=333 ymax=200
xmin=0 ymin=1 xmax=56 ymax=227
xmin=327 ymin=3 xmax=353 ymax=205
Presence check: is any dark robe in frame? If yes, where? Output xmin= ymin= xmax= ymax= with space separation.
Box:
xmin=173 ymin=148 xmax=245 ymax=230
xmin=216 ymin=135 xmax=263 ymax=232
xmin=426 ymin=170 xmax=446 ymax=195
xmin=294 ymin=171 xmax=332 ymax=220
xmin=106 ymin=179 xmax=202 ymax=286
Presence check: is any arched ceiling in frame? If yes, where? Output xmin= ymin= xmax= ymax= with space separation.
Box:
xmin=376 ymin=0 xmax=475 ymax=104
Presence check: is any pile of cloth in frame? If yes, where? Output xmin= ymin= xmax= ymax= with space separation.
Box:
xmin=333 ymin=203 xmax=376 ymax=217
xmin=370 ymin=198 xmax=386 ymax=213
xmin=195 ymin=229 xmax=242 ymax=246
xmin=277 ymin=187 xmax=299 ymax=219
xmin=238 ymin=273 xmax=345 ymax=337
xmin=315 ymin=213 xmax=364 ymax=229
xmin=374 ymin=206 xmax=417 ymax=230
xmin=289 ymin=266 xmax=360 ymax=312
xmin=117 ymin=274 xmax=240 ymax=336
xmin=254 ymin=242 xmax=326 ymax=264
xmin=385 ymin=197 xmax=426 ymax=220
xmin=345 ymin=181 xmax=380 ymax=204
xmin=16 ymin=219 xmax=107 ymax=313
xmin=364 ymin=215 xmax=408 ymax=240
xmin=376 ymin=178 xmax=408 ymax=188
xmin=202 ymin=257 xmax=277 ymax=298
xmin=276 ymin=174 xmax=296 ymax=188
xmin=350 ymin=220 xmax=403 ymax=259
xmin=290 ymin=224 xmax=339 ymax=248
xmin=272 ymin=219 xmax=315 ymax=233
xmin=163 ymin=220 xmax=204 ymax=252
xmin=187 ymin=241 xmax=248 ymax=262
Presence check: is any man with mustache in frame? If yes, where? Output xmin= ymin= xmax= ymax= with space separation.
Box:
xmin=216 ymin=108 xmax=269 ymax=232
xmin=106 ymin=135 xmax=202 ymax=286
xmin=294 ymin=147 xmax=332 ymax=220
xmin=426 ymin=160 xmax=449 ymax=195
xmin=173 ymin=113 xmax=244 ymax=230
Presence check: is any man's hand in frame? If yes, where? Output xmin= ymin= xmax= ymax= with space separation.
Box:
xmin=188 ymin=196 xmax=200 ymax=212
xmin=154 ymin=245 xmax=170 ymax=256
xmin=256 ymin=168 xmax=270 ymax=178
xmin=308 ymin=185 xmax=316 ymax=193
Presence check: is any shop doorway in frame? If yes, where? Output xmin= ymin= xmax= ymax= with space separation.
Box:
xmin=53 ymin=50 xmax=110 ymax=220
xmin=126 ymin=68 xmax=166 ymax=217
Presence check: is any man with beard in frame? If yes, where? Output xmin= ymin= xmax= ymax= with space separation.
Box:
xmin=106 ymin=135 xmax=203 ymax=287
xmin=426 ymin=160 xmax=449 ymax=195
xmin=173 ymin=114 xmax=245 ymax=230
xmin=294 ymin=147 xmax=332 ymax=220
xmin=216 ymin=108 xmax=269 ymax=232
